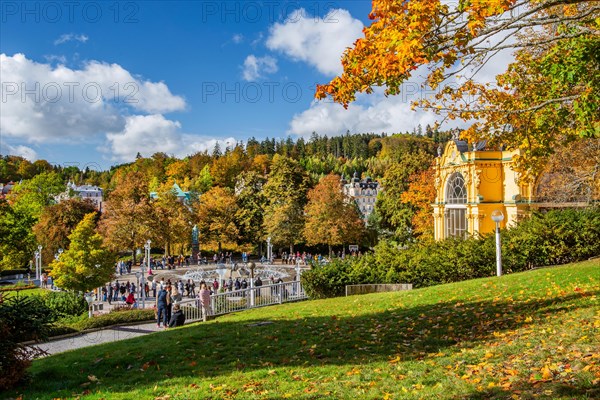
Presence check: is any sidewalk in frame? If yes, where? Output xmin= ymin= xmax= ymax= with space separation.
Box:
xmin=36 ymin=321 xmax=163 ymax=356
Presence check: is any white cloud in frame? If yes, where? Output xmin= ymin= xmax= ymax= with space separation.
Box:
xmin=104 ymin=114 xmax=235 ymax=162
xmin=54 ymin=33 xmax=89 ymax=45
xmin=242 ymin=55 xmax=278 ymax=81
xmin=266 ymin=8 xmax=363 ymax=76
xmin=288 ymin=87 xmax=468 ymax=138
xmin=232 ymin=34 xmax=244 ymax=44
xmin=0 ymin=53 xmax=186 ymax=144
xmin=0 ymin=142 xmax=38 ymax=160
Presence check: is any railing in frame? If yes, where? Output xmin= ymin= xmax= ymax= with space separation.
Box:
xmin=178 ymin=280 xmax=307 ymax=322
xmin=345 ymin=283 xmax=412 ymax=297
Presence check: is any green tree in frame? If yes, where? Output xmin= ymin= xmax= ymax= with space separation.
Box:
xmin=235 ymin=171 xmax=267 ymax=250
xmin=303 ymin=174 xmax=365 ymax=256
xmin=262 ymin=155 xmax=311 ymax=253
xmin=8 ymin=171 xmax=64 ymax=219
xmin=49 ymin=213 xmax=116 ymax=293
xmin=0 ymin=199 xmax=36 ymax=271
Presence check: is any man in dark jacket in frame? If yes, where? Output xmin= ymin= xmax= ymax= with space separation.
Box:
xmin=168 ymin=304 xmax=185 ymax=327
xmin=156 ymin=287 xmax=170 ymax=328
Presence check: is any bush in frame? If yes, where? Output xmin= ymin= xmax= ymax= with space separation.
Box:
xmin=301 ymin=258 xmax=356 ymax=299
xmin=42 ymin=291 xmax=88 ymax=320
xmin=304 ymin=208 xmax=600 ymax=298
xmin=0 ymin=294 xmax=53 ymax=390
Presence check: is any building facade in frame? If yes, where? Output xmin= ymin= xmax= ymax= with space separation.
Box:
xmin=432 ymin=140 xmax=535 ymax=240
xmin=342 ymin=172 xmax=382 ymax=222
xmin=57 ymin=182 xmax=104 ymax=211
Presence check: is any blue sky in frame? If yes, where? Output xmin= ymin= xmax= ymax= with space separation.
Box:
xmin=1 ymin=1 xmax=504 ymax=170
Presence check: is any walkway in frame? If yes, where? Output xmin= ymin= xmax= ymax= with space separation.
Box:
xmin=36 ymin=321 xmax=163 ymax=356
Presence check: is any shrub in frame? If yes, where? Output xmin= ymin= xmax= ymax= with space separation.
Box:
xmin=72 ymin=309 xmax=155 ymax=330
xmin=0 ymin=294 xmax=53 ymax=390
xmin=42 ymin=291 xmax=88 ymax=319
xmin=304 ymin=208 xmax=600 ymax=298
xmin=301 ymin=258 xmax=356 ymax=299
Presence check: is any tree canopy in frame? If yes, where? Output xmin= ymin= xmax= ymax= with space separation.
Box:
xmin=316 ymin=0 xmax=599 ymax=173
xmin=303 ymin=174 xmax=365 ymax=255
xmin=49 ymin=213 xmax=116 ymax=293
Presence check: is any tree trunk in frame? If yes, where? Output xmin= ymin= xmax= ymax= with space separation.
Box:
xmin=328 ymin=244 xmax=332 ymax=258
xmin=289 ymin=244 xmax=294 ymax=254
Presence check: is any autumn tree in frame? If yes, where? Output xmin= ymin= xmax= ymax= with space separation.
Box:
xmin=377 ymin=150 xmax=435 ymax=242
xmin=49 ymin=213 xmax=116 ymax=293
xmin=304 ymin=174 xmax=365 ymax=256
xmin=316 ymin=0 xmax=599 ymax=174
xmin=235 ymin=171 xmax=267 ymax=250
xmin=400 ymin=165 xmax=436 ymax=240
xmin=534 ymin=138 xmax=600 ymax=204
xmin=98 ymin=171 xmax=154 ymax=264
xmin=150 ymin=181 xmax=193 ymax=255
xmin=33 ymin=198 xmax=98 ymax=263
xmin=210 ymin=145 xmax=249 ymax=188
xmin=195 ymin=186 xmax=239 ymax=252
xmin=262 ymin=155 xmax=311 ymax=253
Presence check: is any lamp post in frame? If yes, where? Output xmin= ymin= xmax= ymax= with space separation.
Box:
xmin=54 ymin=247 xmax=63 ymax=261
xmin=135 ymin=271 xmax=141 ymax=305
xmin=85 ymin=293 xmax=94 ymax=318
xmin=295 ymin=258 xmax=301 ymax=296
xmin=36 ymin=245 xmax=42 ymax=281
xmin=142 ymin=239 xmax=150 ymax=309
xmin=33 ymin=251 xmax=38 ymax=284
xmin=491 ymin=210 xmax=505 ymax=277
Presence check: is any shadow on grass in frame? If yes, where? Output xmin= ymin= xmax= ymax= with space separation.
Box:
xmin=5 ymin=289 xmax=598 ymax=399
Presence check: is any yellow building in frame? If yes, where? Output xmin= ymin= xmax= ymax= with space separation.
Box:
xmin=432 ymin=140 xmax=535 ymax=240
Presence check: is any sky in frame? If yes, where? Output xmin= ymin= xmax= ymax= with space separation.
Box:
xmin=0 ymin=1 xmax=512 ymax=171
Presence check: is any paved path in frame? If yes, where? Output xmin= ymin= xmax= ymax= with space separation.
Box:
xmin=36 ymin=322 xmax=163 ymax=356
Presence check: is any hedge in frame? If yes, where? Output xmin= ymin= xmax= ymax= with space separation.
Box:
xmin=302 ymin=208 xmax=600 ymax=298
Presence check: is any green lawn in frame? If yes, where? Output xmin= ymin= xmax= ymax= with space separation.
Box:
xmin=1 ymin=286 xmax=44 ymax=298
xmin=4 ymin=260 xmax=599 ymax=399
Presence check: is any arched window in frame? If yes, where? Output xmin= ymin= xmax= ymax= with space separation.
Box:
xmin=445 ymin=172 xmax=467 ymax=238
xmin=446 ymin=172 xmax=467 ymax=204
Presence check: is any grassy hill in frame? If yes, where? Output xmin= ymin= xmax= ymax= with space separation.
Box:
xmin=4 ymin=260 xmax=599 ymax=399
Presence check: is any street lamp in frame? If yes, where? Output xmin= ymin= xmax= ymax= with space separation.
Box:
xmin=491 ymin=210 xmax=505 ymax=277
xmin=85 ymin=293 xmax=94 ymax=318
xmin=54 ymin=247 xmax=63 ymax=261
xmin=33 ymin=251 xmax=39 ymax=284
xmin=37 ymin=245 xmax=42 ymax=281
xmin=295 ymin=257 xmax=302 ymax=296
xmin=142 ymin=239 xmax=151 ymax=309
